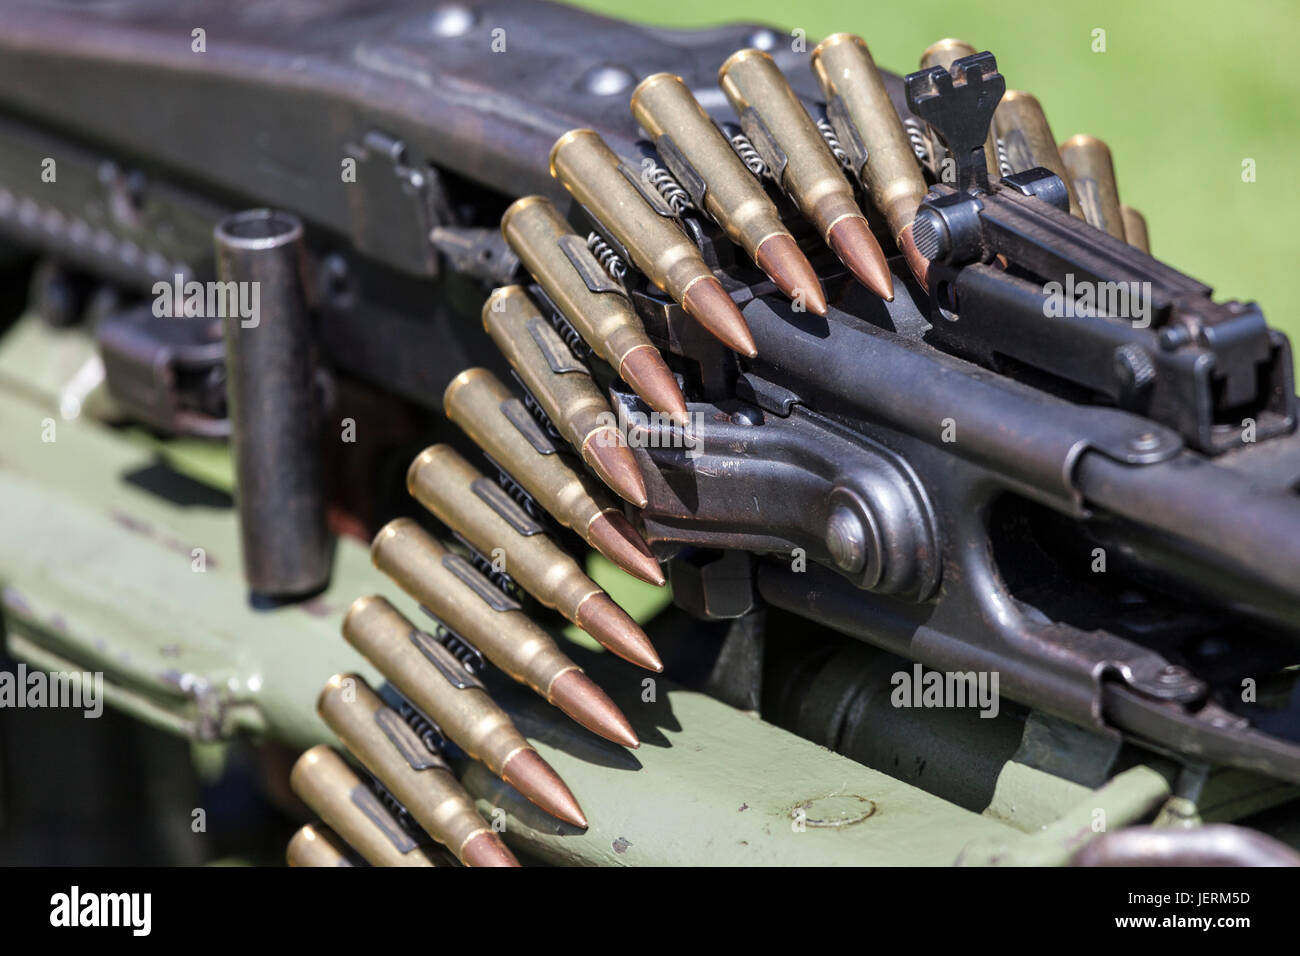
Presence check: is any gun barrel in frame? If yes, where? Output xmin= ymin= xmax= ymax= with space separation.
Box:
xmin=1075 ymin=452 xmax=1300 ymax=631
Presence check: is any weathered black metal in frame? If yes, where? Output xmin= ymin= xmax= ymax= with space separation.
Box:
xmin=904 ymin=51 xmax=1004 ymax=193
xmin=96 ymin=303 xmax=229 ymax=437
xmin=905 ymin=52 xmax=1293 ymax=455
xmin=215 ymin=209 xmax=332 ymax=598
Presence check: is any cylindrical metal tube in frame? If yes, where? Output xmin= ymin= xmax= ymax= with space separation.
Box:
xmin=341 ymin=593 xmax=538 ymax=776
xmin=811 ymin=33 xmax=928 ymax=241
xmin=717 ymin=49 xmax=861 ymax=242
xmin=288 ymin=745 xmax=446 ymax=867
xmin=500 ymin=196 xmax=655 ymax=374
xmin=630 ymin=72 xmax=791 ymax=258
xmin=1071 ymin=824 xmax=1300 ymax=867
xmin=405 ymin=444 xmax=601 ymax=625
xmin=549 ymin=129 xmax=713 ymax=305
xmin=918 ymin=39 xmax=999 ymax=180
xmin=317 ymin=673 xmax=511 ymax=866
xmin=286 ymin=822 xmax=354 ymax=867
xmin=368 ymin=513 xmax=584 ymax=697
xmin=214 ymin=209 xmax=331 ymax=598
xmin=993 ymin=90 xmax=1083 ymax=219
xmin=1059 ymin=134 xmax=1126 ymax=238
xmin=1121 ymin=204 xmax=1150 ymax=253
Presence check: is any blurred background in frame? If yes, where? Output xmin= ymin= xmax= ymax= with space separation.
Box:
xmin=577 ymin=0 xmax=1300 ymax=347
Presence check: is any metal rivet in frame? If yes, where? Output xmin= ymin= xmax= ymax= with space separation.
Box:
xmin=430 ymin=3 xmax=476 ymax=37
xmin=582 ymin=64 xmax=636 ymax=96
xmin=1158 ymin=664 xmax=1192 ymax=684
xmin=1128 ymin=431 xmax=1161 ymax=453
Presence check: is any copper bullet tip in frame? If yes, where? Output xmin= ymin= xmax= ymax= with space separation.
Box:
xmin=461 ymin=831 xmax=521 ymax=868
xmin=897 ymin=222 xmax=930 ymax=292
xmin=549 ymin=667 xmax=641 ymax=748
xmin=583 ymin=428 xmax=648 ymax=507
xmin=576 ymin=592 xmax=663 ymax=672
xmin=828 ymin=216 xmax=894 ymax=301
xmin=501 ymin=747 xmax=588 ymax=828
xmin=618 ymin=345 xmax=688 ymax=423
xmin=755 ymin=234 xmax=827 ymax=315
xmin=681 ymin=276 xmax=758 ymax=357
xmin=587 ymin=511 xmax=665 ymax=587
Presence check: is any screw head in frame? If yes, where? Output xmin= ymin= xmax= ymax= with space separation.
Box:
xmin=826 ymin=506 xmax=867 ymax=574
xmin=582 ymin=64 xmax=636 ymax=96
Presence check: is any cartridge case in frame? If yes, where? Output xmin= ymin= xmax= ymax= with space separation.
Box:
xmin=811 ymin=33 xmax=927 ymax=241
xmin=288 ymin=745 xmax=446 ymax=867
xmin=481 ymin=285 xmax=618 ymax=460
xmin=1121 ymin=204 xmax=1150 ymax=254
xmin=365 ymin=524 xmax=581 ymax=705
xmin=993 ymin=91 xmax=1083 ymax=219
xmin=918 ymin=39 xmax=999 ymax=181
xmin=630 ymin=72 xmax=792 ymax=258
xmin=500 ymin=196 xmax=654 ymax=372
xmin=317 ymin=673 xmax=504 ymax=866
xmin=340 ymin=595 xmax=543 ymax=780
xmin=405 ymin=444 xmax=602 ymax=624
xmin=286 ymin=822 xmax=354 ymax=867
xmin=444 ymin=367 xmax=618 ymax=540
xmin=717 ymin=49 xmax=861 ymax=242
xmin=1059 ymin=134 xmax=1125 ymax=239
xmin=549 ymin=128 xmax=715 ymax=305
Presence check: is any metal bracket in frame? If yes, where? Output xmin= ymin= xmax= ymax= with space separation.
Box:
xmin=344 ymin=130 xmax=452 ymax=277
xmin=904 ymin=51 xmax=1004 ymax=194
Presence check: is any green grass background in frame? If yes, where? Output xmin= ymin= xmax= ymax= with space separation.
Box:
xmin=572 ymin=0 xmax=1300 ymax=346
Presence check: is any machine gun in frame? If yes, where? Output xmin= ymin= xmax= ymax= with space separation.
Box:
xmin=1 ymin=0 xmax=1299 ymax=866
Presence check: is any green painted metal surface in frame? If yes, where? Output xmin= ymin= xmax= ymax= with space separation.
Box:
xmin=958 ymin=766 xmax=1173 ymax=866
